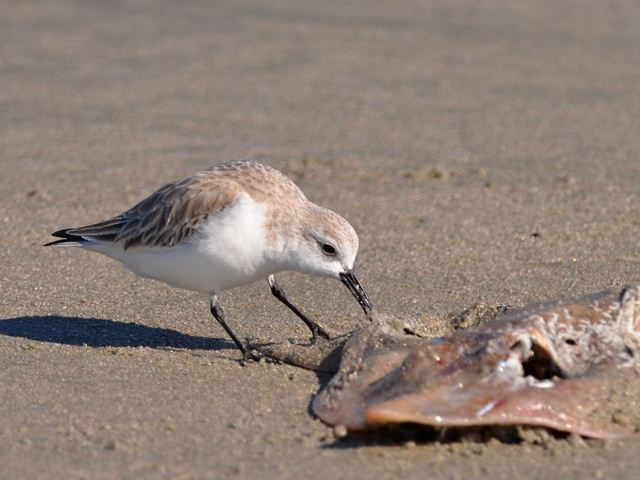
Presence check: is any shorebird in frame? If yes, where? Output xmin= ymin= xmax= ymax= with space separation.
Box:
xmin=46 ymin=160 xmax=372 ymax=361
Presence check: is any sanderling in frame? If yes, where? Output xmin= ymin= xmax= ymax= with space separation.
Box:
xmin=46 ymin=160 xmax=372 ymax=361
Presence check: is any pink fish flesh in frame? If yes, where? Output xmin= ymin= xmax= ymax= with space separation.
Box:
xmin=312 ymin=286 xmax=640 ymax=439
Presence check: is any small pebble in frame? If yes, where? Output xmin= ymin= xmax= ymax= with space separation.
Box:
xmin=333 ymin=425 xmax=348 ymax=439
xmin=567 ymin=433 xmax=587 ymax=448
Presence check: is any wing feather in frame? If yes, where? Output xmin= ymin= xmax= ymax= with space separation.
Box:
xmin=49 ymin=160 xmax=303 ymax=249
xmin=67 ymin=173 xmax=241 ymax=249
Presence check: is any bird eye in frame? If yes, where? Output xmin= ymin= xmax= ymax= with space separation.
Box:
xmin=321 ymin=243 xmax=337 ymax=256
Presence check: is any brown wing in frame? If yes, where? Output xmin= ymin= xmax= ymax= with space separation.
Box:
xmin=67 ymin=171 xmax=242 ymax=249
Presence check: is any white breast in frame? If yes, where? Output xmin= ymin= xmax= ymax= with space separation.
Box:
xmin=90 ymin=193 xmax=279 ymax=293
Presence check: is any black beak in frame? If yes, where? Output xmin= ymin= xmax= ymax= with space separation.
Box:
xmin=339 ymin=270 xmax=373 ymax=316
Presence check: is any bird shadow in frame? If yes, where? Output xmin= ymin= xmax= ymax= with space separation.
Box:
xmin=0 ymin=315 xmax=234 ymax=351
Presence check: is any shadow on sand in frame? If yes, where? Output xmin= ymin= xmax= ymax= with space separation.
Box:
xmin=0 ymin=315 xmax=233 ymax=350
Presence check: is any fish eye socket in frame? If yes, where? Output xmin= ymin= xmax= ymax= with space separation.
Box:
xmin=321 ymin=243 xmax=337 ymax=256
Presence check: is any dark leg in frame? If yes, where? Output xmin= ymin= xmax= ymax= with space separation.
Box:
xmin=209 ymin=293 xmax=259 ymax=363
xmin=268 ymin=275 xmax=330 ymax=344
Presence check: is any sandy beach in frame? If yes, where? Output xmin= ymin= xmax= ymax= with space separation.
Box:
xmin=1 ymin=1 xmax=639 ymax=478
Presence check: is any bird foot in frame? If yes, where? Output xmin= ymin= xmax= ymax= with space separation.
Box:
xmin=239 ymin=348 xmax=262 ymax=366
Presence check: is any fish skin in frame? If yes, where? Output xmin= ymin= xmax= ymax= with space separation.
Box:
xmin=312 ymin=286 xmax=640 ymax=438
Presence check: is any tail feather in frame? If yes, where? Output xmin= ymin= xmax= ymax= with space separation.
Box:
xmin=66 ymin=217 xmax=125 ymax=241
xmin=44 ymin=228 xmax=89 ymax=247
xmin=45 ymin=215 xmax=128 ymax=246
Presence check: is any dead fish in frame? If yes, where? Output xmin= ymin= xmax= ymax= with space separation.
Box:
xmin=308 ymin=286 xmax=640 ymax=439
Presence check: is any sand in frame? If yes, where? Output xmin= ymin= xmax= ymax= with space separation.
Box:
xmin=1 ymin=0 xmax=639 ymax=478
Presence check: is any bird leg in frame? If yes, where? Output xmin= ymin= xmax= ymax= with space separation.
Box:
xmin=209 ymin=293 xmax=260 ymax=363
xmin=268 ymin=275 xmax=331 ymax=344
